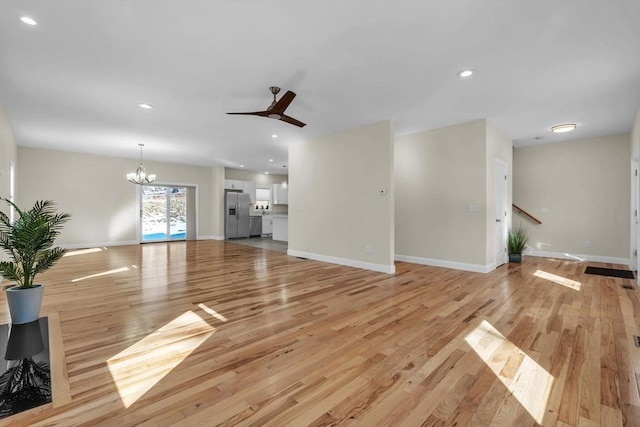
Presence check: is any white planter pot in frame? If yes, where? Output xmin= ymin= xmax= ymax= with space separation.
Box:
xmin=5 ymin=284 xmax=44 ymax=324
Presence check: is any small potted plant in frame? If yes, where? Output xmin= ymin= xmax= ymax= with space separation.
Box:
xmin=508 ymin=224 xmax=528 ymax=263
xmin=0 ymin=198 xmax=70 ymax=324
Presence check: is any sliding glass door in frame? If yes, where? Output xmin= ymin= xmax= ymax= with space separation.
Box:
xmin=141 ymin=185 xmax=187 ymax=242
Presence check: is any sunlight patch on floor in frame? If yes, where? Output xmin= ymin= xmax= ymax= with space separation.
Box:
xmin=197 ymin=303 xmax=228 ymax=322
xmin=107 ymin=310 xmax=215 ymax=408
xmin=464 ymin=320 xmax=553 ymax=424
xmin=71 ymin=266 xmax=131 ymax=282
xmin=63 ymin=247 xmax=105 ymax=257
xmin=533 ymin=269 xmax=582 ymax=291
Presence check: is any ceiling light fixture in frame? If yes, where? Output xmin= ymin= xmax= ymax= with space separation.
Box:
xmin=457 ymin=69 xmax=474 ymax=78
xmin=138 ymin=103 xmax=153 ymax=109
xmin=20 ymin=16 xmax=37 ymax=26
xmin=126 ymin=144 xmax=156 ymax=184
xmin=269 ymin=159 xmax=274 ymax=162
xmin=240 ymin=164 xmax=244 ymax=168
xmin=271 ymin=134 xmax=278 ymax=138
xmin=551 ymin=123 xmax=577 ymax=133
xmin=265 ymin=172 xmax=269 ymax=175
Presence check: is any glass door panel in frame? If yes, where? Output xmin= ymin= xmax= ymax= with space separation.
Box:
xmin=142 ymin=186 xmax=168 ymax=242
xmin=141 ymin=185 xmax=188 ymax=242
xmin=169 ymin=187 xmax=187 ymax=240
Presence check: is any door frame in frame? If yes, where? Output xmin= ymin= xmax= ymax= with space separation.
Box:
xmin=137 ymin=182 xmax=199 ymax=243
xmin=494 ymin=158 xmax=508 ymax=267
xmin=632 ymin=158 xmax=639 ymax=273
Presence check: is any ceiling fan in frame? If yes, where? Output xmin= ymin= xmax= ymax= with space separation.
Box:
xmin=227 ymin=86 xmax=306 ymax=128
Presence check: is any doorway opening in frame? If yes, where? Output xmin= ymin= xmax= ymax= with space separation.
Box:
xmin=141 ymin=185 xmax=195 ymax=242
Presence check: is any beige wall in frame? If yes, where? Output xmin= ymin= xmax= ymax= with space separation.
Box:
xmin=513 ymin=134 xmax=630 ymax=262
xmin=0 ymin=106 xmax=18 ymax=262
xmin=395 ymin=119 xmax=495 ymax=271
xmin=225 ymin=168 xmax=287 ymax=187
xmin=17 ymin=147 xmax=225 ymax=246
xmin=288 ymin=120 xmax=395 ymax=273
xmin=0 ymin=106 xmax=17 ymax=202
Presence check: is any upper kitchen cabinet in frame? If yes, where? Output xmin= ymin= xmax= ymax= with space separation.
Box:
xmin=272 ymin=183 xmax=288 ymax=205
xmin=224 ymin=179 xmax=244 ymax=191
xmin=244 ymin=181 xmax=256 ymax=203
xmin=225 ymin=179 xmax=256 ymax=203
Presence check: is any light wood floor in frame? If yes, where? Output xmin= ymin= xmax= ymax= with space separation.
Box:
xmin=1 ymin=241 xmax=639 ymax=427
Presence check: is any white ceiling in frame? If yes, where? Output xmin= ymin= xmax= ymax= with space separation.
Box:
xmin=1 ymin=1 xmax=639 ymax=174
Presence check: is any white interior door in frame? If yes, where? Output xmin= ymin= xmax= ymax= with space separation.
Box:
xmin=495 ymin=159 xmax=508 ymax=267
xmin=631 ymin=159 xmax=638 ymax=272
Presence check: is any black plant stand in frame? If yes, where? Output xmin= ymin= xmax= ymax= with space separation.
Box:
xmin=0 ymin=318 xmax=51 ymax=418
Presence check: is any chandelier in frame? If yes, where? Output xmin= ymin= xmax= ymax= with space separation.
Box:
xmin=126 ymin=143 xmax=156 ymax=184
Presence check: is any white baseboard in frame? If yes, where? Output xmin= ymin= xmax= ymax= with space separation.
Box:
xmin=198 ymin=235 xmax=225 ymax=241
xmin=61 ymin=240 xmax=139 ymax=250
xmin=395 ymin=254 xmax=495 ymax=274
xmin=287 ymin=249 xmax=395 ymax=274
xmin=524 ymin=250 xmax=629 ymax=266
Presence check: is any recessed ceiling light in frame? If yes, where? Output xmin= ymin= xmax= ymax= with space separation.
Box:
xmin=138 ymin=103 xmax=153 ymax=109
xmin=240 ymin=164 xmax=244 ymax=168
xmin=20 ymin=16 xmax=37 ymax=26
xmin=271 ymin=134 xmax=278 ymax=138
xmin=265 ymin=172 xmax=270 ymax=175
xmin=457 ymin=69 xmax=474 ymax=78
xmin=269 ymin=159 xmax=274 ymax=162
xmin=551 ymin=123 xmax=576 ymax=133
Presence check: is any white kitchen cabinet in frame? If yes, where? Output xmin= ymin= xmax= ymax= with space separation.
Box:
xmin=244 ymin=181 xmax=256 ymax=203
xmin=261 ymin=216 xmax=273 ymax=235
xmin=224 ymin=179 xmax=244 ymax=191
xmin=272 ymin=216 xmax=288 ymax=241
xmin=272 ymin=184 xmax=288 ymax=205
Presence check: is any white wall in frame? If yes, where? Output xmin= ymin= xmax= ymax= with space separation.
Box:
xmin=513 ymin=134 xmax=630 ymax=263
xmin=395 ymin=119 xmax=498 ymax=272
xmin=288 ymin=120 xmax=395 ymax=273
xmin=17 ymin=147 xmax=225 ymax=246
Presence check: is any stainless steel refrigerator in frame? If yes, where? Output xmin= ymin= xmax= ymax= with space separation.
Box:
xmin=225 ymin=192 xmax=250 ymax=239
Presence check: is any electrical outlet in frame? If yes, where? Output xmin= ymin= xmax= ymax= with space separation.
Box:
xmin=541 ymin=207 xmax=549 ymax=213
xmin=468 ymin=204 xmax=480 ymax=213
xmin=584 ymin=240 xmax=591 ymax=248
xmin=365 ymin=245 xmax=374 ymax=254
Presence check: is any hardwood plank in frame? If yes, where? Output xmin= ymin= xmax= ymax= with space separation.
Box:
xmin=0 ymin=241 xmax=638 ymax=426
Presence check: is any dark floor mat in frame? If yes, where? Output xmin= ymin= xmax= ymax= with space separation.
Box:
xmin=585 ymin=266 xmax=635 ymax=279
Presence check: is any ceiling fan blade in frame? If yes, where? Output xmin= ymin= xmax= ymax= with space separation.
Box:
xmin=226 ymin=111 xmax=270 ymax=117
xmin=280 ymin=114 xmax=306 ymax=128
xmin=271 ymin=91 xmax=296 ymax=114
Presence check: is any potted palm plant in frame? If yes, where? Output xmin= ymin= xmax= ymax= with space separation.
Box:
xmin=508 ymin=224 xmax=528 ymax=263
xmin=0 ymin=198 xmax=70 ymax=324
